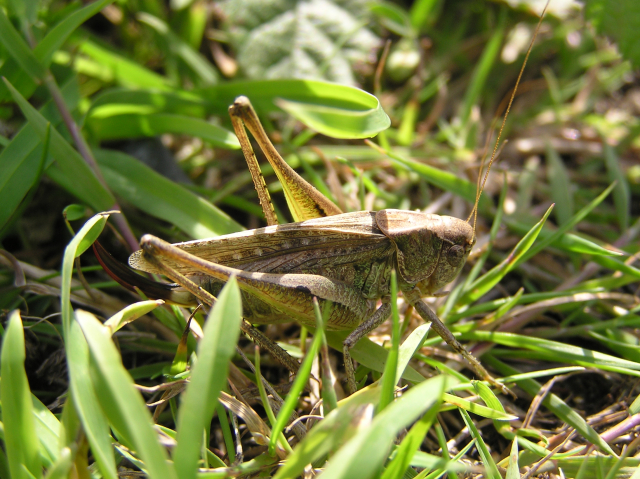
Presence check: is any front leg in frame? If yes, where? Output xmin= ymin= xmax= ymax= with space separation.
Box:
xmin=406 ymin=291 xmax=513 ymax=397
xmin=343 ymin=302 xmax=392 ymax=395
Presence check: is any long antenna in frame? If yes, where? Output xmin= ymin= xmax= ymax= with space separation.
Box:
xmin=468 ymin=0 xmax=551 ymax=236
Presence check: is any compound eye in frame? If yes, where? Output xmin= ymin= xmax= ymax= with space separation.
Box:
xmin=446 ymin=244 xmax=465 ymax=266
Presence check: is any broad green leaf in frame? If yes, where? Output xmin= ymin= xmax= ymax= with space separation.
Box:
xmin=31 ymin=394 xmax=61 ymax=466
xmin=545 ymin=143 xmax=574 ymax=227
xmin=3 ymin=78 xmax=115 ymax=212
xmin=76 ymin=310 xmax=177 ymax=479
xmin=89 ymin=80 xmax=389 ymax=139
xmin=1 ymin=311 xmax=41 ymax=479
xmin=87 ymin=113 xmax=239 ymax=148
xmin=199 ymin=80 xmax=390 ymax=138
xmin=221 ymin=0 xmax=380 ymax=85
xmin=173 ymin=279 xmax=242 ymax=479
xmin=95 ymin=148 xmax=243 ymax=237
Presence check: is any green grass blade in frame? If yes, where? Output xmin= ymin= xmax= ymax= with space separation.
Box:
xmin=103 ymin=300 xmax=164 ymax=334
xmin=42 ymin=448 xmax=72 ymax=479
xmin=31 ymin=394 xmax=60 ymax=466
xmin=442 ymin=394 xmax=516 ymax=421
xmin=60 ymin=214 xmax=117 ymax=479
xmin=35 ymin=0 xmax=114 ymax=68
xmin=380 ymin=407 xmax=439 ymax=479
xmin=486 ymin=355 xmax=615 ymax=455
xmin=268 ymin=298 xmax=325 ymax=453
xmin=95 ymin=148 xmax=242 ymax=237
xmin=87 ymin=113 xmax=239 ymax=148
xmin=379 ymin=269 xmax=400 ymax=412
xmin=460 ymin=204 xmax=554 ymax=305
xmin=76 ymin=310 xmax=177 ymax=479
xmin=603 ymin=142 xmax=630 ymax=231
xmin=1 ymin=311 xmax=42 ymax=479
xmin=516 ymin=182 xmax=616 ymax=266
xmin=459 ymin=408 xmax=501 ymax=479
xmin=0 ymin=8 xmax=46 ymax=80
xmin=378 ymin=147 xmax=491 ymax=210
xmin=325 ymin=333 xmax=424 ymax=383
xmin=138 ymin=13 xmax=218 ymax=85
xmin=78 ymin=40 xmax=172 ymax=89
xmin=505 ymin=439 xmax=519 ymax=479
xmin=317 ymin=376 xmax=455 ymax=479
xmin=173 ymin=278 xmax=242 ymax=479
xmin=395 ymin=323 xmax=431 ymax=385
xmin=459 ymin=12 xmax=504 ymax=127
xmin=3 ymin=78 xmax=115 ymax=212
xmin=506 ymin=221 xmax=623 ymax=256
xmin=545 ymin=142 xmax=574 ymax=227
xmin=0 ymin=78 xmax=79 ymax=234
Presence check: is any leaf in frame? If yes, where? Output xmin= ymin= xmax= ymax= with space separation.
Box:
xmin=3 ymin=78 xmax=115 ymax=212
xmin=137 ymin=13 xmax=218 ymax=85
xmin=585 ymin=0 xmax=640 ymax=68
xmin=76 ymin=310 xmax=178 ymax=479
xmin=0 ymin=8 xmax=46 ymax=80
xmin=0 ymin=78 xmax=80 ymax=235
xmin=1 ymin=311 xmax=42 ymax=479
xmin=173 ymin=278 xmax=242 ymax=479
xmin=94 ymin=148 xmax=243 ymax=238
xmin=60 ymin=214 xmax=118 ymax=479
xmin=316 ymin=376 xmax=454 ymax=479
xmin=221 ymin=0 xmax=381 ymax=85
xmin=87 ymin=112 xmax=239 ymax=148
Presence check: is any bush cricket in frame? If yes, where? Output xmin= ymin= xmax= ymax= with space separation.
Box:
xmin=96 ymin=7 xmax=548 ymax=397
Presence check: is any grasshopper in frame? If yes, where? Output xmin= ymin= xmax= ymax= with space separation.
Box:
xmin=99 ymin=7 xmax=547 ymax=396
xmin=104 ymin=96 xmax=500 ymax=396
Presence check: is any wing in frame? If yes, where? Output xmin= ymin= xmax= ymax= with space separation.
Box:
xmin=129 ymin=211 xmax=390 ymax=276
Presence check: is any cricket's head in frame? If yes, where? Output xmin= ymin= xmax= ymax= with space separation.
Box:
xmin=376 ymin=210 xmax=474 ymax=294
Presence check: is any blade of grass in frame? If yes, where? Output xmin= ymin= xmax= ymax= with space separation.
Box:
xmin=459 ymin=204 xmax=554 ymax=305
xmin=545 ymin=142 xmax=574 ymax=227
xmin=268 ymin=297 xmax=326 ymax=453
xmin=87 ymin=113 xmax=239 ymax=148
xmin=60 ymin=213 xmax=117 ymax=479
xmin=0 ymin=8 xmax=46 ymax=80
xmin=603 ymin=143 xmax=630 ymax=231
xmin=76 ymin=310 xmax=177 ymax=479
xmin=1 ymin=311 xmax=42 ymax=479
xmin=173 ymin=278 xmax=242 ymax=479
xmin=138 ymin=13 xmax=218 ymax=85
xmin=486 ymin=355 xmax=615 ymax=455
xmin=379 ymin=269 xmax=400 ymax=412
xmin=95 ymin=148 xmax=243 ymax=237
xmin=459 ymin=408 xmax=501 ymax=479
xmin=316 ymin=375 xmax=455 ymax=479
xmin=3 ymin=78 xmax=115 ymax=212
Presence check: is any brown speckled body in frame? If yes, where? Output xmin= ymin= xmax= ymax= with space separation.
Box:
xmin=130 ymin=210 xmax=474 ymax=331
